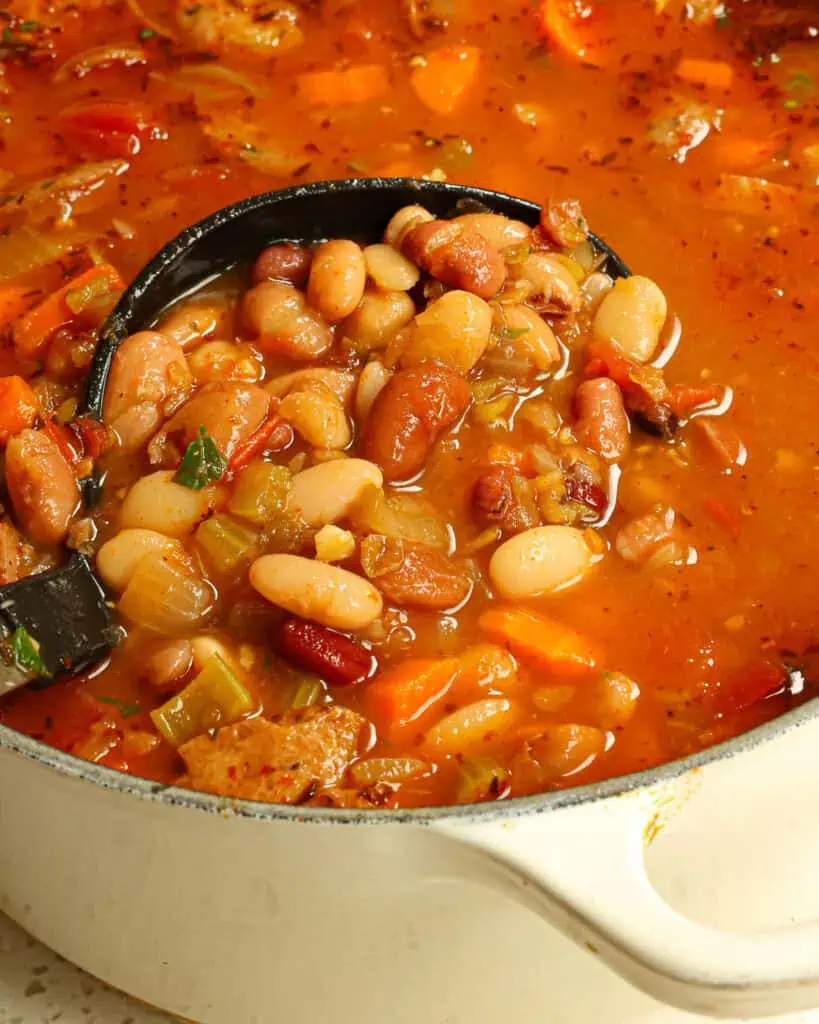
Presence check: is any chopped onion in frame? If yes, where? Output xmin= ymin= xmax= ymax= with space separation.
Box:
xmin=229 ymin=461 xmax=291 ymax=524
xmin=156 ymin=64 xmax=265 ymax=100
xmin=118 ymin=552 xmax=215 ymax=635
xmin=456 ymin=756 xmax=509 ymax=803
xmin=4 ymin=160 xmax=128 ymax=223
xmin=0 ymin=226 xmax=94 ymax=282
xmin=54 ymin=45 xmax=148 ymax=83
xmin=350 ymin=485 xmax=449 ymax=549
xmin=125 ymin=0 xmax=177 ymax=39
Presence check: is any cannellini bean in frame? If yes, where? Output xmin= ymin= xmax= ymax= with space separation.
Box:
xmin=594 ymin=671 xmax=640 ymax=727
xmin=266 ymin=368 xmax=356 ymax=405
xmin=580 ymin=271 xmax=614 ymax=309
xmin=157 ymin=303 xmax=226 ymax=349
xmin=500 ymin=304 xmax=560 ymax=371
xmin=243 ymin=281 xmax=332 ymax=360
xmin=186 ymin=341 xmax=262 ymax=384
xmin=510 ymin=252 xmax=581 ymax=311
xmin=426 ymin=698 xmax=515 ymax=752
xmin=307 ymin=239 xmax=367 ymax=322
xmin=489 ymin=525 xmax=594 ymax=598
xmin=530 ymin=724 xmax=605 ymax=778
xmin=119 ymin=470 xmax=211 ymax=537
xmin=593 ymin=275 xmax=668 ymax=363
xmin=97 ymin=529 xmax=184 ymax=591
xmin=191 ymin=635 xmax=240 ymax=672
xmin=383 ymin=204 xmax=435 ymax=247
xmin=453 ymin=213 xmax=530 ymax=249
xmin=399 ymin=290 xmax=492 ymax=371
xmin=250 ymin=554 xmax=383 ymax=630
xmin=456 ymin=643 xmax=518 ymax=692
xmin=342 ymin=287 xmax=415 ymax=353
xmin=290 ymin=458 xmax=383 ymax=527
xmin=364 ymin=243 xmax=421 ymax=291
xmin=279 ymin=381 xmax=351 ymax=450
xmin=145 ymin=639 xmax=194 ymax=688
xmin=355 ymin=360 xmax=391 ymax=422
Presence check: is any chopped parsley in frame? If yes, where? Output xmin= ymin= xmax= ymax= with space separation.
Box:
xmin=173 ymin=425 xmax=226 ymax=490
xmin=138 ymin=26 xmax=155 ymax=39
xmin=502 ymin=326 xmax=531 ymax=340
xmin=9 ymin=626 xmax=49 ymax=679
xmin=18 ymin=20 xmax=40 ymax=31
xmin=714 ymin=12 xmax=732 ymax=29
xmin=95 ymin=695 xmax=142 ymax=718
xmin=783 ymin=70 xmax=814 ymax=110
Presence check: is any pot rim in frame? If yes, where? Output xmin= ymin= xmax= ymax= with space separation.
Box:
xmin=1 ymin=699 xmax=814 ymax=825
xmin=3 ymin=176 xmax=811 ymax=825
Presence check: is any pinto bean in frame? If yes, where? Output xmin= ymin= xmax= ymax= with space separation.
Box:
xmin=402 ymin=219 xmax=506 ymax=299
xmin=187 ymin=341 xmax=262 ymax=384
xmin=360 ymin=535 xmax=471 ymax=609
xmin=399 ymin=290 xmax=492 ymax=372
xmin=157 ymin=304 xmax=227 ymax=350
xmin=361 ymin=363 xmax=471 ymax=482
xmin=307 ymin=239 xmax=367 ymax=322
xmin=243 ymin=281 xmax=332 ymax=361
xmin=5 ymin=429 xmax=80 ymax=547
xmin=155 ymin=382 xmax=271 ymax=461
xmin=472 ymin=465 xmax=541 ymax=535
xmin=574 ymin=377 xmax=630 ymax=461
xmin=509 ymin=252 xmax=580 ymax=311
xmin=251 ymin=243 xmax=312 ymax=287
xmin=453 ymin=213 xmax=531 ymax=250
xmin=250 ymin=554 xmax=383 ymax=630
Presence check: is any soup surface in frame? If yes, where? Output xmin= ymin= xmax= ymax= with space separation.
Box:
xmin=0 ymin=0 xmax=818 ymax=808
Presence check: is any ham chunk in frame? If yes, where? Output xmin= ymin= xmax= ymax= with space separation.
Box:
xmin=178 ymin=704 xmax=366 ymax=803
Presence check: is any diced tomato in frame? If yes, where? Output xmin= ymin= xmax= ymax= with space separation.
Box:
xmin=42 ymin=419 xmax=81 ymax=466
xmin=667 ymin=384 xmax=723 ymax=418
xmin=72 ymin=416 xmax=116 ymax=459
xmin=57 ymin=100 xmax=154 ymax=159
xmin=226 ymin=413 xmax=293 ymax=477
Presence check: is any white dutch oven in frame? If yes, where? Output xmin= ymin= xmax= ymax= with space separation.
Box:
xmin=3 ymin=701 xmax=819 ymax=1024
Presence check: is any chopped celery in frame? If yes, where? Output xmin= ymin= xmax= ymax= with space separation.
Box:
xmin=195 ymin=514 xmax=260 ymax=574
xmin=473 ymin=394 xmax=514 ymax=425
xmin=289 ymin=675 xmax=324 ymax=708
xmin=456 ymin=757 xmax=509 ymax=804
xmin=228 ymin=460 xmax=292 ymax=525
xmin=150 ymin=653 xmax=255 ymax=747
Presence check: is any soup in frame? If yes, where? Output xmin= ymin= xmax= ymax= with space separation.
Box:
xmin=1 ymin=0 xmax=818 ymax=808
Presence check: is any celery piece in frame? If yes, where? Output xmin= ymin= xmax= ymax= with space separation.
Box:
xmin=228 ymin=461 xmax=291 ymax=525
xmin=195 ymin=513 xmax=260 ymax=574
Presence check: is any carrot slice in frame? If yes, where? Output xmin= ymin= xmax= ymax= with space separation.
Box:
xmin=0 ymin=376 xmax=40 ymax=445
xmin=297 ymin=64 xmax=389 ymax=106
xmin=479 ymin=608 xmax=598 ymax=675
xmin=14 ymin=263 xmax=124 ymax=360
xmin=0 ymin=286 xmax=38 ymax=330
xmin=410 ymin=46 xmax=481 ymax=116
xmin=365 ymin=658 xmax=459 ymax=739
xmin=676 ymin=58 xmax=734 ymax=90
xmin=538 ymin=0 xmax=592 ymax=59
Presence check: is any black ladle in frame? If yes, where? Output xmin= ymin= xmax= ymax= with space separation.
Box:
xmin=0 ymin=178 xmax=630 ymax=695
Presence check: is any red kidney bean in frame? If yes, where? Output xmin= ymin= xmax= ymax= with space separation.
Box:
xmin=539 ymin=198 xmax=588 ymax=248
xmin=361 ymin=362 xmax=470 ymax=482
xmin=574 ymin=377 xmax=630 ymax=461
xmin=252 ymin=244 xmax=312 ymax=287
xmin=472 ymin=465 xmax=540 ymax=535
xmin=401 ymin=219 xmax=506 ymax=299
xmin=279 ymin=617 xmax=375 ymax=686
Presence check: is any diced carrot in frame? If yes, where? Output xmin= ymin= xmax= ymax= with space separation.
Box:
xmin=479 ymin=608 xmax=598 ymax=675
xmin=73 ymin=416 xmax=115 ymax=459
xmin=226 ymin=414 xmax=292 ymax=477
xmin=410 ymin=46 xmax=481 ymax=116
xmin=0 ymin=376 xmax=40 ymax=445
xmin=695 ymin=417 xmax=746 ymax=467
xmin=711 ymin=135 xmax=784 ymax=170
xmin=666 ymin=384 xmax=722 ymax=417
xmin=538 ymin=0 xmax=589 ymax=59
xmin=486 ymin=443 xmax=529 ymax=473
xmin=14 ymin=263 xmax=124 ymax=360
xmin=297 ymin=64 xmax=390 ymax=106
xmin=364 ymin=658 xmax=459 ymax=739
xmin=675 ymin=58 xmax=734 ymax=90
xmin=0 ymin=286 xmax=38 ymax=330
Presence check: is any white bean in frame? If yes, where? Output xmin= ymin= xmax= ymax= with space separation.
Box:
xmin=342 ymin=287 xmax=415 ymax=353
xmin=145 ymin=639 xmax=193 ymax=688
xmin=383 ymin=204 xmax=434 ymax=247
xmin=453 ymin=212 xmax=530 ymax=249
xmin=157 ymin=303 xmax=225 ymax=349
xmin=355 ymin=360 xmax=391 ymax=422
xmin=119 ymin=470 xmax=211 ymax=537
xmin=399 ymin=290 xmax=492 ymax=372
xmin=489 ymin=525 xmax=594 ymax=598
xmin=290 ymin=458 xmax=383 ymax=527
xmin=426 ymin=698 xmax=515 ymax=752
xmin=243 ymin=281 xmax=332 ymax=361
xmin=250 ymin=554 xmax=383 ymax=630
xmin=186 ymin=341 xmax=262 ymax=384
xmin=500 ymin=304 xmax=560 ymax=371
xmin=307 ymin=239 xmax=367 ymax=322
xmin=97 ymin=529 xmax=184 ymax=591
xmin=364 ymin=244 xmax=421 ymax=291
xmin=593 ymin=275 xmax=667 ymax=363
xmin=510 ymin=252 xmax=580 ymax=311
xmin=266 ymin=368 xmax=356 ymax=405
xmin=279 ymin=382 xmax=351 ymax=450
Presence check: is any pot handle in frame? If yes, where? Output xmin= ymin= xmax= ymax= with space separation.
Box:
xmin=432 ymin=788 xmax=819 ymax=1018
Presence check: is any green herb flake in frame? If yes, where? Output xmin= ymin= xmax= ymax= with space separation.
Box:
xmin=503 ymin=326 xmax=530 ymax=340
xmin=18 ymin=20 xmax=40 ymax=31
xmin=95 ymin=695 xmax=142 ymax=718
xmin=1 ymin=28 xmax=15 ymax=43
xmin=786 ymin=71 xmax=813 ymax=90
xmin=9 ymin=626 xmax=49 ymax=679
xmin=783 ymin=97 xmax=802 ymax=110
xmin=138 ymin=26 xmax=155 ymax=39
xmin=173 ymin=425 xmax=226 ymax=490
xmin=715 ymin=12 xmax=732 ymax=29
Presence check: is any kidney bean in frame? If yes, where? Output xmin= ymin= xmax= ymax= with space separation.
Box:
xmin=539 ymin=198 xmax=588 ymax=248
xmin=251 ymin=244 xmax=312 ymax=287
xmin=472 ymin=465 xmax=540 ymax=535
xmin=564 ymin=472 xmax=608 ymax=515
xmin=401 ymin=219 xmax=506 ymax=299
xmin=279 ymin=617 xmax=375 ymax=686
xmin=361 ymin=363 xmax=470 ymax=482
xmin=362 ymin=537 xmax=471 ymax=609
xmin=574 ymin=377 xmax=630 ymax=461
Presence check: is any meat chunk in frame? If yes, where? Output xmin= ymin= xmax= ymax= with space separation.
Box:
xmin=178 ymin=704 xmax=366 ymax=803
xmin=472 ymin=465 xmax=540 ymax=535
